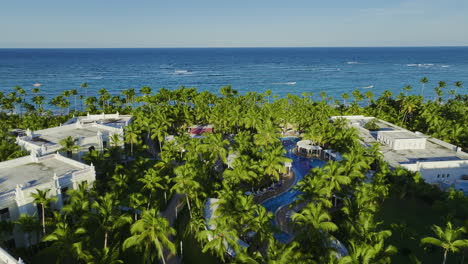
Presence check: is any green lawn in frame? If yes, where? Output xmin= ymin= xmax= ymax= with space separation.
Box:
xmin=376 ymin=197 xmax=467 ymax=264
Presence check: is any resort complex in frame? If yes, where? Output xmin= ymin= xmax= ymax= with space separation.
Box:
xmin=0 ymin=83 xmax=467 ymax=264
xmin=2 ymin=0 xmax=468 ymax=261
xmin=332 ymin=115 xmax=468 ymax=193
xmin=16 ymin=113 xmax=131 ymax=159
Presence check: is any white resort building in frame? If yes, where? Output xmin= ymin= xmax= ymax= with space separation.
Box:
xmin=331 ymin=115 xmax=468 ymax=194
xmin=16 ymin=113 xmax=132 ymax=159
xmin=0 ymin=153 xmax=96 ymax=247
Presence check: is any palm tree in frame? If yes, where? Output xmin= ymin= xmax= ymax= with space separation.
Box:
xmin=32 ymin=95 xmax=45 ymax=112
xmin=340 ymin=239 xmax=397 ymax=264
xmin=70 ymin=89 xmax=78 ymax=112
xmin=91 ymin=194 xmax=131 ymax=249
xmin=81 ymin=82 xmax=89 ymax=99
xmin=42 ymin=222 xmax=86 ymax=263
xmin=454 ymin=81 xmax=463 ymax=95
xmin=140 ymin=86 xmax=152 ymax=97
xmin=77 ymin=246 xmax=124 ymax=264
xmin=14 ymin=214 xmax=40 ymax=248
xmin=129 ymin=193 xmax=147 ymax=221
xmin=253 ymin=122 xmax=280 ymax=146
xmin=364 ymin=91 xmax=374 ymax=105
xmin=109 ymin=134 xmax=122 ymax=148
xmin=123 ymin=209 xmax=176 ymax=264
xmin=59 ymin=136 xmax=81 ymax=158
xmin=421 ymin=221 xmax=468 ymax=264
xmin=150 ymin=112 xmax=173 ymax=152
xmin=342 ymin=93 xmax=349 ymax=106
xmin=260 ymin=145 xmax=291 ymax=182
xmin=400 ymin=96 xmax=418 ymax=126
xmin=171 ymin=163 xmax=202 ymax=219
xmin=197 ymin=227 xmax=240 ymax=262
xmin=31 ymin=188 xmax=57 ymax=235
xmin=204 ymin=133 xmax=229 ymax=164
xmin=420 ymin=77 xmax=428 ymax=97
xmin=322 ymin=161 xmax=350 ymax=192
xmin=124 ymin=125 xmax=141 ymax=156
xmin=292 ymin=202 xmax=338 ymax=242
xmin=237 ymin=241 xmax=302 ymax=264
xmin=62 ymin=182 xmax=93 ymax=222
xmin=403 ymin=85 xmax=412 ymax=96
xmin=139 ymin=168 xmax=166 ymax=209
xmin=434 ymin=81 xmax=446 ymax=103
xmin=265 ymin=89 xmax=272 ymax=104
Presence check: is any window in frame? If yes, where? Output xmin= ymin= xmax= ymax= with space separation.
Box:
xmin=0 ymin=208 xmax=10 ymax=221
xmin=103 ymin=141 xmax=107 ymax=148
xmin=437 ymin=174 xmax=440 ymax=178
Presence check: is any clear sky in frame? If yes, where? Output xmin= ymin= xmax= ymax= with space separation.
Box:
xmin=1 ymin=0 xmax=467 ymax=48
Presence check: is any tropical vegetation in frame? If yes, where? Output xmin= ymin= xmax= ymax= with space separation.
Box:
xmin=0 ymin=80 xmax=467 ymax=263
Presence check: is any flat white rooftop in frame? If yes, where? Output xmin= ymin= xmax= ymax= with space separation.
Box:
xmin=34 ymin=127 xmax=104 ymax=144
xmin=378 ymin=130 xmax=425 ymax=140
xmin=332 ymin=115 xmax=468 ymax=167
xmin=0 ymin=155 xmax=83 ymax=194
xmin=64 ymin=113 xmax=132 ymax=129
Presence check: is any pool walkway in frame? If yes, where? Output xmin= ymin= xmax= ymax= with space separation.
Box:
xmin=254 ymin=171 xmax=296 ymax=204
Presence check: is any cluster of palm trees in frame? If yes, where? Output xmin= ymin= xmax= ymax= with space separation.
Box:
xmin=0 ymin=80 xmax=467 ymax=263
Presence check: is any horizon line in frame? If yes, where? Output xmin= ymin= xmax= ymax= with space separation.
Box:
xmin=1 ymin=45 xmax=468 ymax=49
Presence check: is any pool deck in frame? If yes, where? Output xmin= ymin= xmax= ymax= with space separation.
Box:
xmin=254 ymin=170 xmax=296 ymax=204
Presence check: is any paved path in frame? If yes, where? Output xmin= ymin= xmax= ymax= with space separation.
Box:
xmin=161 ymin=192 xmax=185 ymax=264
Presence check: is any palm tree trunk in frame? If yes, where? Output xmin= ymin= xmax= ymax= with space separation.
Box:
xmin=41 ymin=204 xmax=46 ymax=235
xmin=186 ymin=195 xmax=192 ymax=219
xmin=147 ymin=193 xmax=152 ymax=210
xmin=104 ymin=231 xmax=108 ymax=249
xmin=442 ymin=249 xmax=447 ymax=264
xmin=158 ymin=242 xmax=167 ymax=264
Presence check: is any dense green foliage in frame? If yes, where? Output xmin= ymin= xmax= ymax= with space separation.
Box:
xmin=0 ymin=80 xmax=467 ymax=263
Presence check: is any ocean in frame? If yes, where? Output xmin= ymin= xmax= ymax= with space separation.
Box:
xmin=0 ymin=47 xmax=467 ymax=100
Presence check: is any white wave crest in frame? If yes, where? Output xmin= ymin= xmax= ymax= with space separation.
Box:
xmin=272 ymin=82 xmax=296 ymax=85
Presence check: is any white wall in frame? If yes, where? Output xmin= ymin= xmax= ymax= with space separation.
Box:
xmin=393 ymin=138 xmax=426 ymax=150
xmin=0 ymin=155 xmax=96 ymax=247
xmin=401 ymin=160 xmax=468 ymax=184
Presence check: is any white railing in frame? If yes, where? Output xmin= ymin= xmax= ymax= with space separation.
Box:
xmin=0 ymin=191 xmax=16 ymax=202
xmin=72 ymin=167 xmax=92 ymax=177
xmin=0 ymin=246 xmax=23 ymax=264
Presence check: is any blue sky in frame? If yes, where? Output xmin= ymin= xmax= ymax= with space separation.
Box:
xmin=1 ymin=0 xmax=467 ymax=47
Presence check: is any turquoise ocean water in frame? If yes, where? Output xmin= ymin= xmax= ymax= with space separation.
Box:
xmin=0 ymin=47 xmax=467 ymax=99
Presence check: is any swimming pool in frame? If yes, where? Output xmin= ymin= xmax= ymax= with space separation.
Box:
xmin=261 ymin=137 xmax=326 ymax=242
xmin=262 ymin=138 xmax=325 ymax=212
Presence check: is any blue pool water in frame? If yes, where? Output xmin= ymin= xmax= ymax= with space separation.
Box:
xmin=261 ymin=138 xmax=326 ymax=242
xmin=261 ymin=138 xmax=325 ymax=213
